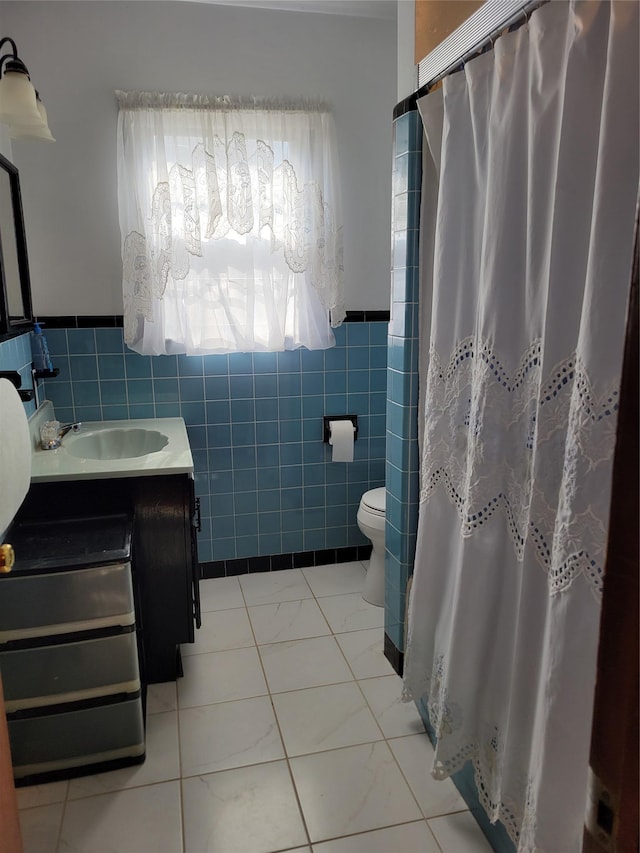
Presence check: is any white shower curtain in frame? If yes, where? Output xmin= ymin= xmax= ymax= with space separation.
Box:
xmin=402 ymin=2 xmax=639 ymax=850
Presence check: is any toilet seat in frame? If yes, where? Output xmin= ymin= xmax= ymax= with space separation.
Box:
xmin=361 ymin=487 xmax=385 ymax=516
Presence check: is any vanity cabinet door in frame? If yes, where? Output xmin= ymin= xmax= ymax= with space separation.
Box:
xmin=190 ymin=482 xmax=202 ymax=631
xmin=130 ymin=474 xmax=200 ymax=683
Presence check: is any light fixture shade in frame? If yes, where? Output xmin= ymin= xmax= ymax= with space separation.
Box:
xmin=10 ymin=98 xmax=55 ymax=142
xmin=0 ymin=69 xmax=41 ymax=126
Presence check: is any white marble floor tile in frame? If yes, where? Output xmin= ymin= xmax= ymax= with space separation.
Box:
xmin=272 ymin=682 xmax=383 ymax=756
xmin=182 ymin=761 xmax=307 ymax=853
xmin=199 ymin=575 xmax=244 ymax=612
xmin=358 ymin=675 xmax=426 ymax=738
xmin=301 ymin=561 xmax=366 ymax=597
xmin=388 ymin=734 xmax=467 ymax=818
xmin=335 ymin=628 xmax=394 ymax=679
xmin=67 ymin=711 xmax=180 ymax=799
xmin=259 ymin=635 xmax=353 ymax=693
xmin=317 ymin=593 xmax=385 ymax=634
xmin=59 ymin=781 xmax=182 ymax=853
xmin=182 ymin=607 xmax=254 ymax=655
xmin=16 ymin=780 xmax=68 ymax=810
xmin=248 ymin=598 xmax=330 ymax=645
xmin=19 ymin=802 xmax=64 ymax=853
xmin=178 ymin=647 xmax=267 ymax=708
xmin=146 ymin=681 xmax=177 ymax=715
xmin=239 ymin=568 xmax=313 ymax=605
xmin=290 ymin=741 xmax=422 ymax=842
xmin=312 ymin=820 xmax=440 ymax=853
xmin=179 ymin=696 xmax=284 ymax=777
xmin=428 ymin=810 xmax=494 ymax=851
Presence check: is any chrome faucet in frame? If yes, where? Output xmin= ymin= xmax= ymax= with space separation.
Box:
xmin=40 ymin=420 xmax=82 ymax=450
xmin=59 ymin=422 xmax=82 ymax=439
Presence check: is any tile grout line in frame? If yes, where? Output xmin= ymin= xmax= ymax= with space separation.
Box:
xmin=237 ymin=573 xmax=315 ymax=852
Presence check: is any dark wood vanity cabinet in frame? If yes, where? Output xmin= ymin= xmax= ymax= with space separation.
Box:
xmin=17 ymin=473 xmax=201 ymax=684
xmin=131 ymin=474 xmax=201 ymax=682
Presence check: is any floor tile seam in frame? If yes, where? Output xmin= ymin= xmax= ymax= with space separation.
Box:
xmin=424 ymin=815 xmax=460 ymax=853
xmin=424 ymin=818 xmax=447 ymax=853
xmin=382 ymin=732 xmax=473 ymax=827
xmin=240 ymin=695 xmax=315 ymax=853
xmin=281 ymin=755 xmax=316 ymax=852
xmin=177 ymin=773 xmax=187 ymax=853
xmin=17 ymin=799 xmax=65 ymax=812
xmin=177 ymin=749 xmax=286 ymax=782
xmin=311 ymin=592 xmax=387 ymax=637
xmin=266 ymin=672 xmax=358 ymax=697
xmin=65 ymin=777 xmax=183 ymax=799
xmin=269 ymin=677 xmax=388 ymax=751
xmin=16 ymin=797 xmax=61 ymax=847
xmin=350 ymin=678 xmax=389 ymax=743
xmin=305 ymin=816 xmax=437 ymax=850
xmin=249 ymin=588 xmax=384 ymax=688
xmin=51 ymin=795 xmax=67 ymax=853
xmin=276 ymin=729 xmax=388 ymax=762
xmin=64 ymin=771 xmax=184 ymax=803
xmin=177 ymin=687 xmax=271 ymax=712
xmin=252 ymin=626 xmax=336 ymax=647
xmin=182 ymin=639 xmax=256 ymax=656
xmin=351 ymin=675 xmax=417 ymax=751
xmin=245 ymin=595 xmax=333 ymax=644
xmin=426 ymin=805 xmax=472 ymax=821
xmin=286 ymin=738 xmax=399 ymax=769
xmin=381 ymin=730 xmax=440 ymax=823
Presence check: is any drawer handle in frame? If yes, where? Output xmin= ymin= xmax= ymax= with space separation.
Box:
xmin=195 ymin=497 xmax=202 ymax=533
xmin=0 ymin=543 xmax=15 ymax=573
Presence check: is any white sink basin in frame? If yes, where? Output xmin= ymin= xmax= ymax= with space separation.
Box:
xmin=66 ymin=428 xmax=169 ymax=461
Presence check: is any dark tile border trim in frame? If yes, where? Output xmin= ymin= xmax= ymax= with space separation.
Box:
xmin=200 ymin=544 xmax=372 ymax=579
xmin=384 ymin=632 xmax=404 ymax=677
xmin=393 ymin=93 xmax=418 ymax=120
xmin=37 ymin=313 xmax=387 ymax=329
xmin=36 ymin=315 xmax=124 ymax=329
xmin=344 ymin=311 xmax=390 ymax=323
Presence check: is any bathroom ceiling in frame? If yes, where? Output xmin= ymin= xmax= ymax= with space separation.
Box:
xmin=181 ymin=0 xmax=397 ymax=19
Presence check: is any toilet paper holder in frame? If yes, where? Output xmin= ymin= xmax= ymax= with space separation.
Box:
xmin=323 ymin=415 xmax=358 ymax=443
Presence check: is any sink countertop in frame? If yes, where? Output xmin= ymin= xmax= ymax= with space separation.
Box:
xmin=29 ymin=408 xmax=194 ymax=483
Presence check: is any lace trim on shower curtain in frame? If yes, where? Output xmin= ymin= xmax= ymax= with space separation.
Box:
xmin=408 ymin=656 xmax=543 ymax=848
xmin=419 ymin=336 xmax=620 ymax=600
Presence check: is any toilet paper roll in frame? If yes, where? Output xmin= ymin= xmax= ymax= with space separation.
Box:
xmin=329 ymin=420 xmax=354 ymax=463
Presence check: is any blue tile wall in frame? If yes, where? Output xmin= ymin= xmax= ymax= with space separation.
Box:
xmin=0 ymin=332 xmax=37 ymax=418
xmin=385 ymin=109 xmax=423 ymax=653
xmin=40 ymin=322 xmax=388 ymax=564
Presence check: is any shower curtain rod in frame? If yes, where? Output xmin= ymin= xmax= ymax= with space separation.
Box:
xmin=416 ymin=0 xmax=548 ymax=97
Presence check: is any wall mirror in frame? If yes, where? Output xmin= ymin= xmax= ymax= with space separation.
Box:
xmin=0 ymin=152 xmax=33 ymax=336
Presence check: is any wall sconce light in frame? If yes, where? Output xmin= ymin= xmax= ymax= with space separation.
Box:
xmin=0 ymin=37 xmax=54 ymax=142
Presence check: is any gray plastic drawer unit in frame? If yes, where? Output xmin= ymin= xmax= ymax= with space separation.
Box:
xmin=0 ymin=514 xmax=135 ymax=642
xmin=0 ymin=630 xmax=141 ymax=712
xmin=0 ymin=513 xmax=146 ymax=785
xmin=0 ymin=563 xmax=135 ymax=641
xmin=9 ymin=698 xmax=145 ymax=779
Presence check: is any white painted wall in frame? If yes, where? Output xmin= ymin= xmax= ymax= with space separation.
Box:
xmin=397 ymin=0 xmax=417 ymax=99
xmin=1 ymin=1 xmax=396 ymax=315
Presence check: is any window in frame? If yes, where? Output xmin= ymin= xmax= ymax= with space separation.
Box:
xmin=116 ymin=93 xmax=344 ymax=355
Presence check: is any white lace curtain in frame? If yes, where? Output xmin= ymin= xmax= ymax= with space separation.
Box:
xmin=402 ymin=2 xmax=639 ymax=850
xmin=116 ymin=93 xmax=344 ymax=355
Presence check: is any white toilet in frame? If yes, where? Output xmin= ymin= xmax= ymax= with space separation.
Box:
xmin=357 ymin=487 xmax=386 ymax=607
